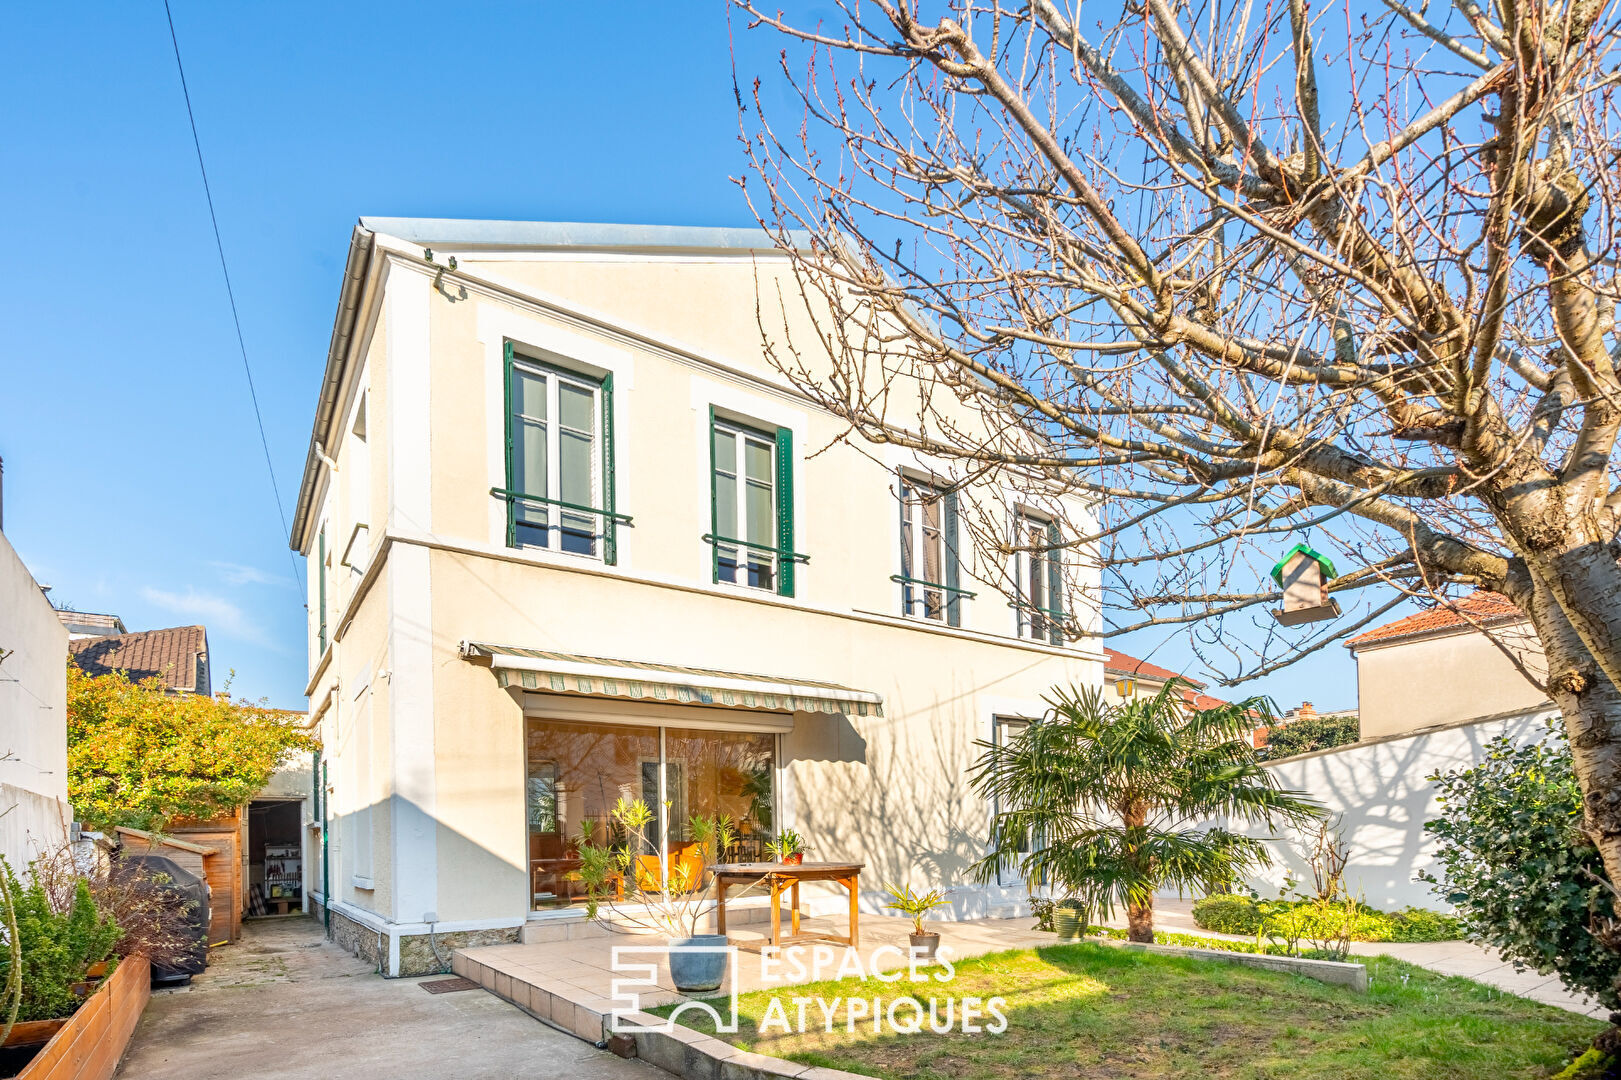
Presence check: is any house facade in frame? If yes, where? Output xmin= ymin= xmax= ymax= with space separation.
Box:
xmin=289 ymin=218 xmax=1104 ymax=974
xmin=1346 ymin=591 xmax=1546 ymax=740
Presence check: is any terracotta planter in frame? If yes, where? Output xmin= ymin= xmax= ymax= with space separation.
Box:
xmin=910 ymin=932 xmax=941 ymax=961
xmin=1 ymin=1019 xmax=66 ymax=1049
xmin=782 ymin=853 xmax=804 ymax=866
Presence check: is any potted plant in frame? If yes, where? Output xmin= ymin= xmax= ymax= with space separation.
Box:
xmin=764 ymin=830 xmax=806 ymax=865
xmin=1051 ymin=896 xmax=1090 ymax=942
xmin=575 ymin=798 xmax=738 ymax=993
xmin=882 ymin=881 xmax=952 ymax=960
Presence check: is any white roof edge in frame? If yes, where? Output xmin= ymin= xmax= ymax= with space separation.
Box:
xmin=359 ymin=217 xmax=812 ymax=253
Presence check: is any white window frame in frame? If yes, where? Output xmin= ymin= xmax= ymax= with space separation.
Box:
xmin=711 ymin=418 xmax=778 ymax=591
xmin=510 ymin=357 xmax=606 ymax=560
xmin=899 ymin=477 xmax=947 ymax=621
xmin=1013 ymin=509 xmax=1055 ymax=641
xmin=991 ymin=716 xmax=1037 ymax=887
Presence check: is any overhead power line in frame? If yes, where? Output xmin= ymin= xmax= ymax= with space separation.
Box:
xmin=162 ymin=0 xmax=306 ymax=596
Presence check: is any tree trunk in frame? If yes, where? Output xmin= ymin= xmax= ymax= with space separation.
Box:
xmin=1523 ymin=571 xmax=1621 ymax=899
xmin=1126 ymin=899 xmax=1154 ymax=943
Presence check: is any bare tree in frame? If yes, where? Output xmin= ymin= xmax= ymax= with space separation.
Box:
xmin=730 ymin=0 xmax=1621 ymax=890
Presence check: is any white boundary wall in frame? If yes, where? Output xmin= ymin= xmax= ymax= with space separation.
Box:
xmin=1236 ymin=707 xmax=1556 ymax=910
xmin=0 ymin=531 xmax=72 ymax=865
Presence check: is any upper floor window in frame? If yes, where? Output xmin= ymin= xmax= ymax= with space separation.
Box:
xmin=316 ymin=525 xmax=329 ymax=656
xmin=897 ymin=477 xmax=966 ymax=626
xmin=1014 ymin=510 xmax=1063 ymax=645
xmin=708 ymin=411 xmax=798 ymax=596
xmin=503 ymin=345 xmax=621 ymax=563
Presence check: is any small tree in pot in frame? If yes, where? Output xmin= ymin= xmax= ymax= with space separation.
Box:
xmin=882 ymin=882 xmax=952 ymax=961
xmin=575 ymin=798 xmax=738 ymax=992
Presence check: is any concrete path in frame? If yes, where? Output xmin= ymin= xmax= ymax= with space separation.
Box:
xmin=1115 ymin=897 xmax=1608 ymax=1018
xmin=116 ymin=916 xmax=662 ymax=1080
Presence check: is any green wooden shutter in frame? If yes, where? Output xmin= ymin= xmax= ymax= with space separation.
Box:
xmin=775 ymin=426 xmax=795 ymax=597
xmin=1046 ymin=519 xmax=1064 ymax=646
xmin=708 ymin=406 xmax=720 ymax=584
xmin=502 ymin=341 xmax=516 ymax=548
xmin=317 ymin=528 xmax=327 ymax=654
xmin=601 ymin=371 xmax=617 ymax=565
xmin=944 ymin=489 xmax=962 ymax=627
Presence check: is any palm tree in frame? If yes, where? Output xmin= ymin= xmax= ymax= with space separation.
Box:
xmin=970 ymin=681 xmax=1323 ymax=942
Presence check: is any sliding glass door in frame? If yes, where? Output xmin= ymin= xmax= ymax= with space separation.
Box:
xmin=526 ymin=717 xmax=776 ymax=911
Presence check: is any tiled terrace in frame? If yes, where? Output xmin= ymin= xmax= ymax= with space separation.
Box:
xmin=452 ymin=906 xmax=1053 ymax=1045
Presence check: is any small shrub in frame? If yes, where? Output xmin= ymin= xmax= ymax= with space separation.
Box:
xmin=1193 ymin=892 xmax=1460 ymax=944
xmin=1385 ymin=906 xmax=1463 ymax=943
xmin=1262 ymin=714 xmax=1359 ymax=759
xmin=1420 ymin=730 xmax=1621 ymax=1009
xmin=0 ymin=860 xmax=120 ymax=1022
xmin=1030 ymin=897 xmax=1055 ymax=933
xmin=1192 ymin=894 xmax=1264 ymax=934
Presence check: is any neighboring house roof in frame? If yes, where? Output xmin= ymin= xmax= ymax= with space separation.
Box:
xmin=1345 ymin=591 xmax=1524 ymax=650
xmin=1102 ymin=647 xmax=1208 ymax=688
xmin=1103 ymin=647 xmax=1229 ymax=709
xmin=56 ymin=610 xmax=128 ymax=638
xmin=69 ymin=625 xmax=210 ymax=694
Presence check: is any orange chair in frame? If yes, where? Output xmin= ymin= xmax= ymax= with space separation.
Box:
xmin=634 ymin=842 xmax=705 ymax=893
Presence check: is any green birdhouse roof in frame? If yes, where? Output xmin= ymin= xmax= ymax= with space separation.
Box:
xmin=1271 ymin=543 xmax=1337 ymax=585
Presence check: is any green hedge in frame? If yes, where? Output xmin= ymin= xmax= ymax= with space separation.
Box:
xmin=1085 ymin=925 xmax=1347 ymax=959
xmin=1191 ymin=894 xmax=1461 ymax=943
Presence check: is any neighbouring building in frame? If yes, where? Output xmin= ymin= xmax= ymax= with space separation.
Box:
xmin=0 ymin=488 xmax=73 ymax=865
xmin=1236 ymin=593 xmax=1553 ymax=908
xmin=69 ymin=624 xmax=211 ymax=696
xmin=1104 ymin=647 xmax=1232 ymax=706
xmin=1345 ymin=591 xmax=1545 ymax=740
xmin=289 ymin=218 xmax=1105 ymax=974
xmin=56 ymin=610 xmax=129 ymax=640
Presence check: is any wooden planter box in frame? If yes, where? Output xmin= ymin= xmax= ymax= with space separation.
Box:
xmin=16 ymin=956 xmax=151 ymax=1080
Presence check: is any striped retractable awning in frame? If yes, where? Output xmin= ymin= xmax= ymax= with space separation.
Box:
xmin=459 ymin=641 xmax=884 ymax=717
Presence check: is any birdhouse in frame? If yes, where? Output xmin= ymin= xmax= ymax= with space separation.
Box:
xmin=1270 ymin=544 xmax=1341 ymax=626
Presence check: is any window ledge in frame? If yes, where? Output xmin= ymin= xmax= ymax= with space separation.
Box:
xmin=351 ymin=876 xmax=375 ymax=891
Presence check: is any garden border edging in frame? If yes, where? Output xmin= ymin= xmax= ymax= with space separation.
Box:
xmin=1105 ymin=937 xmax=1369 ymax=991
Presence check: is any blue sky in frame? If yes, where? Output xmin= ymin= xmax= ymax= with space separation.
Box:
xmin=0 ymin=3 xmax=1361 ymax=713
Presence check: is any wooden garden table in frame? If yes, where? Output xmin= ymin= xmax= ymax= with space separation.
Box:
xmin=711 ymin=862 xmax=864 ymax=950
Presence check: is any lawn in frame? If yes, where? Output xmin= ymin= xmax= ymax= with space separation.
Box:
xmin=656 ymin=942 xmax=1602 ymax=1079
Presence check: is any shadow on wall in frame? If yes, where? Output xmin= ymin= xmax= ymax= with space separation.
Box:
xmin=1233 ymin=710 xmax=1554 ymax=909
xmin=790 ymin=678 xmax=1034 ymax=921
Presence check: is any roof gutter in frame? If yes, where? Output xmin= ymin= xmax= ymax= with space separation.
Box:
xmin=289 ymin=224 xmax=375 ymax=552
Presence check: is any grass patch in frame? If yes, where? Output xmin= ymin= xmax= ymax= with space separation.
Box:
xmin=653 ymin=942 xmax=1600 ymax=1079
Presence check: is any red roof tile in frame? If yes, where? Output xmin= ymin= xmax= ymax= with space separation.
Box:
xmin=1103 ymin=647 xmax=1208 ymax=688
xmin=1346 ymin=591 xmax=1523 ymax=648
xmin=69 ymin=625 xmax=210 ymax=693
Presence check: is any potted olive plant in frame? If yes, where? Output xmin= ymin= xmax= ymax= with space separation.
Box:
xmin=574 ymin=798 xmax=737 ymax=992
xmin=764 ymin=829 xmax=806 ymax=865
xmin=882 ymin=881 xmax=953 ymax=961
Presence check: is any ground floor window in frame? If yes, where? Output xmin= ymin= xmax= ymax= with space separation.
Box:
xmin=525 ymin=718 xmax=776 ymax=911
xmin=992 ymin=717 xmax=1036 ymax=888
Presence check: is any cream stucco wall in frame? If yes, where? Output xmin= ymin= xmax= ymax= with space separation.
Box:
xmin=1354 ymin=624 xmax=1548 ymax=739
xmin=0 ymin=530 xmax=72 ymax=865
xmin=295 ymin=229 xmax=1105 ymax=966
